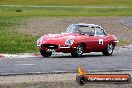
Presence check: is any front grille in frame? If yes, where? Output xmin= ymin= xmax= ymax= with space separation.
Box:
xmin=41 ymin=44 xmax=58 ymax=49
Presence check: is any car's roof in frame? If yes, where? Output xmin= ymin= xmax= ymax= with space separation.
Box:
xmin=73 ymin=23 xmax=100 ymax=27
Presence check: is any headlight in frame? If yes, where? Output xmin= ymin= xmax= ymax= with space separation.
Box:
xmin=65 ymin=39 xmax=74 ymax=45
xmin=37 ymin=36 xmax=43 ymax=46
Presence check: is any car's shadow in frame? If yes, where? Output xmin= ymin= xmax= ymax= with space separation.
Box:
xmin=51 ymin=55 xmax=103 ymax=58
xmin=50 ymin=54 xmax=109 ymax=58
xmin=37 ymin=53 xmax=118 ymax=59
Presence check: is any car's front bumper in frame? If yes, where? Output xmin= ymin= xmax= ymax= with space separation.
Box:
xmin=59 ymin=46 xmax=76 ymax=49
xmin=39 ymin=44 xmax=77 ymax=53
xmin=56 ymin=46 xmax=77 ymax=53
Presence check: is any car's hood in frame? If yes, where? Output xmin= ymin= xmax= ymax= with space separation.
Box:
xmin=40 ymin=33 xmax=78 ymax=44
xmin=44 ymin=33 xmax=77 ymax=39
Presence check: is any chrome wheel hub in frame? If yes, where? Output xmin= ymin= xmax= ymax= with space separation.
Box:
xmin=108 ymin=44 xmax=113 ymax=54
xmin=77 ymin=46 xmax=83 ymax=55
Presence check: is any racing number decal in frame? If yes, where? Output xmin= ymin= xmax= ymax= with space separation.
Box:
xmin=99 ymin=39 xmax=103 ymax=45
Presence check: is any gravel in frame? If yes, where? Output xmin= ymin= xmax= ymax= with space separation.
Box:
xmin=0 ymin=71 xmax=132 ymax=88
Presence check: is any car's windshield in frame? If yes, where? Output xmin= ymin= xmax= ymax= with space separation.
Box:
xmin=63 ymin=25 xmax=95 ymax=35
xmin=64 ymin=25 xmax=78 ymax=33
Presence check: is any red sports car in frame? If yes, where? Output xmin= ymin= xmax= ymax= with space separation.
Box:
xmin=37 ymin=23 xmax=118 ymax=57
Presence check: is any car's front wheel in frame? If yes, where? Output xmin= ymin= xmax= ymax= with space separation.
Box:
xmin=40 ymin=49 xmax=52 ymax=57
xmin=71 ymin=44 xmax=84 ymax=57
xmin=102 ymin=43 xmax=114 ymax=56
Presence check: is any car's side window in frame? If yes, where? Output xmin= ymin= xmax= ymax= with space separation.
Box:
xmin=95 ymin=27 xmax=104 ymax=36
xmin=78 ymin=26 xmax=95 ymax=35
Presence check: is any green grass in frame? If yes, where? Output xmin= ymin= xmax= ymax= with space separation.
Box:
xmin=0 ymin=6 xmax=132 ymax=53
xmin=0 ymin=0 xmax=132 ymax=6
xmin=119 ymin=40 xmax=129 ymax=46
xmin=0 ymin=20 xmax=38 ymax=53
xmin=0 ymin=7 xmax=132 ymax=17
xmin=0 ymin=31 xmax=38 ymax=53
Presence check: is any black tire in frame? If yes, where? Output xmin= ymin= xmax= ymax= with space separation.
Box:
xmin=76 ymin=75 xmax=86 ymax=86
xmin=40 ymin=49 xmax=52 ymax=57
xmin=71 ymin=44 xmax=84 ymax=57
xmin=102 ymin=43 xmax=114 ymax=56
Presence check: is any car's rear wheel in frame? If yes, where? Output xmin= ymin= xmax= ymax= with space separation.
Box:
xmin=71 ymin=44 xmax=84 ymax=57
xmin=102 ymin=43 xmax=114 ymax=56
xmin=40 ymin=49 xmax=52 ymax=57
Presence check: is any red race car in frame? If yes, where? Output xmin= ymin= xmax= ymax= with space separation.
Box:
xmin=37 ymin=23 xmax=118 ymax=57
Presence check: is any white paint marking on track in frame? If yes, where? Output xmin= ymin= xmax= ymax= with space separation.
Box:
xmin=1 ymin=53 xmax=42 ymax=58
xmin=19 ymin=64 xmax=35 ymax=66
xmin=16 ymin=64 xmax=35 ymax=66
xmin=0 ymin=5 xmax=132 ymax=8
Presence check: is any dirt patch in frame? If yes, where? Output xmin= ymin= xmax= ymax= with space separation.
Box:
xmin=17 ymin=16 xmax=132 ymax=43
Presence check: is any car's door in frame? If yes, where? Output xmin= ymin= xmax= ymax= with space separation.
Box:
xmin=78 ymin=26 xmax=96 ymax=52
xmin=92 ymin=27 xmax=107 ymax=51
xmin=84 ymin=26 xmax=106 ymax=52
xmin=78 ymin=26 xmax=106 ymax=52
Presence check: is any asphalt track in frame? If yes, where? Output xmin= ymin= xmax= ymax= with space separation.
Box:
xmin=0 ymin=46 xmax=132 ymax=75
xmin=120 ymin=19 xmax=132 ymax=28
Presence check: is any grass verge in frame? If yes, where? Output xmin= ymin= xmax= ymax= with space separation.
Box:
xmin=0 ymin=20 xmax=38 ymax=53
xmin=118 ymin=40 xmax=130 ymax=46
xmin=0 ymin=0 xmax=132 ymax=6
xmin=0 ymin=7 xmax=132 ymax=17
